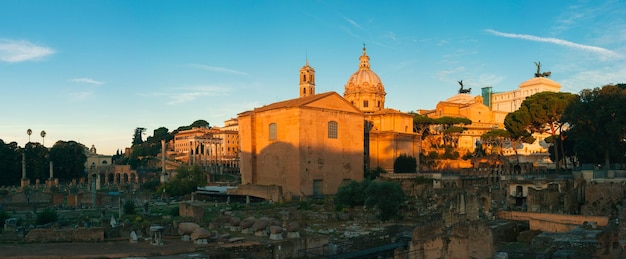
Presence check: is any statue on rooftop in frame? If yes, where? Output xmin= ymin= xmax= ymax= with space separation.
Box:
xmin=458 ymin=80 xmax=471 ymax=94
xmin=534 ymin=61 xmax=551 ymax=78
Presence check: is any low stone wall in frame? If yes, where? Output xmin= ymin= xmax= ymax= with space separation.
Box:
xmin=24 ymin=228 xmax=104 ymax=243
xmin=497 ymin=211 xmax=608 ymax=232
xmin=228 ymin=184 xmax=283 ymax=202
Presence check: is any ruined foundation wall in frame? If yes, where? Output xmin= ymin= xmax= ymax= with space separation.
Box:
xmin=582 ymin=182 xmax=626 ymax=218
xmin=410 ymin=221 xmax=495 ymax=259
xmin=24 ymin=228 xmax=105 ymax=243
xmin=497 ymin=211 xmax=609 ymax=232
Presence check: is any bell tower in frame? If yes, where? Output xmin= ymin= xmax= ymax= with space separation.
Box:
xmin=299 ymin=59 xmax=315 ymax=97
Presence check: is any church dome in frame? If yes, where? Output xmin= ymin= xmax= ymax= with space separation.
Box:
xmin=344 ymin=46 xmax=386 ymax=112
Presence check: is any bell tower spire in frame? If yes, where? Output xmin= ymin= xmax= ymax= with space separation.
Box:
xmin=359 ymin=43 xmax=370 ymax=70
xmin=299 ymin=57 xmax=315 ymax=97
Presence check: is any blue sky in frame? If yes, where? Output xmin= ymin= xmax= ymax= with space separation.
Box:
xmin=1 ymin=0 xmax=624 ymax=155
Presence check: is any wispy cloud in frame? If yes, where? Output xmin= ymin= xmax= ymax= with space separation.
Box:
xmin=385 ymin=32 xmax=397 ymax=41
xmin=437 ymin=66 xmax=466 ymax=82
xmin=142 ymin=85 xmax=231 ymax=105
xmin=560 ymin=67 xmax=626 ymax=94
xmin=186 ymin=64 xmax=247 ymax=75
xmin=0 ymin=39 xmax=55 ymax=62
xmin=485 ymin=29 xmax=622 ymax=60
xmin=69 ymin=78 xmax=105 ymax=85
xmin=69 ymin=91 xmax=94 ymax=101
xmin=339 ymin=26 xmax=361 ymax=40
xmin=343 ymin=16 xmax=362 ymax=30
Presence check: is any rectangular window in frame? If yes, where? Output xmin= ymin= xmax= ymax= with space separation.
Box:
xmin=363 ymin=100 xmax=369 ymax=107
xmin=269 ymin=123 xmax=277 ymax=140
xmin=328 ymin=121 xmax=338 ymax=139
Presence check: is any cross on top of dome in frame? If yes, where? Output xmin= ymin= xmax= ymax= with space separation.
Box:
xmin=359 ymin=43 xmax=370 ymax=70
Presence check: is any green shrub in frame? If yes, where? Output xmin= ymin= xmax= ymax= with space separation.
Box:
xmin=335 ymin=179 xmax=405 ymax=221
xmin=335 ymin=180 xmax=369 ymax=209
xmin=364 ymin=181 xmax=406 ymax=221
xmin=141 ymin=179 xmax=161 ymax=192
xmin=123 ymin=200 xmax=136 ymax=215
xmin=0 ymin=210 xmax=9 ymax=228
xmin=365 ymin=167 xmax=386 ymax=180
xmin=158 ymin=165 xmax=206 ymax=197
xmin=36 ymin=208 xmax=58 ymax=225
xmin=169 ymin=206 xmax=179 ymax=216
xmin=394 ymin=154 xmax=417 ymax=173
xmin=297 ymin=201 xmax=312 ymax=210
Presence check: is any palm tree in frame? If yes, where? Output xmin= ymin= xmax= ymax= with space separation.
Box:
xmin=40 ymin=130 xmax=46 ymax=146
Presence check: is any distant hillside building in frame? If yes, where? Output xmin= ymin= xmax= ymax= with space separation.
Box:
xmin=171 ymin=123 xmax=239 ymax=169
xmin=420 ymin=94 xmax=502 ymax=152
xmin=211 ymin=118 xmax=240 ymax=170
xmin=85 ymin=145 xmax=112 ymax=170
xmin=419 ymin=67 xmax=562 ymax=156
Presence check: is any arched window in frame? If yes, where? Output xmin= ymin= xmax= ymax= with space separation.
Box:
xmin=269 ymin=123 xmax=277 ymax=140
xmin=328 ymin=121 xmax=338 ymax=139
xmin=303 ymin=88 xmax=306 ymax=94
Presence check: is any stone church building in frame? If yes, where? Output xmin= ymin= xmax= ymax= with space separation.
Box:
xmin=238 ymin=47 xmax=419 ymax=201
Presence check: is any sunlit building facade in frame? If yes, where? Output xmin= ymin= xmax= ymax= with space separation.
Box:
xmin=419 ymin=71 xmax=562 ymax=156
xmin=238 ymin=47 xmax=420 ymax=200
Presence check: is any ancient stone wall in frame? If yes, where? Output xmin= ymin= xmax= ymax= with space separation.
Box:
xmin=179 ymin=202 xmax=204 ymax=221
xmin=410 ymin=221 xmax=495 ymax=259
xmin=6 ymin=191 xmax=52 ymax=204
xmin=24 ymin=228 xmax=104 ymax=242
xmin=526 ymin=182 xmax=565 ymax=213
xmin=582 ymin=181 xmax=626 ymax=218
xmin=65 ymin=193 xmax=119 ymax=208
xmin=497 ymin=211 xmax=609 ymax=232
xmin=52 ymin=193 xmax=64 ymax=206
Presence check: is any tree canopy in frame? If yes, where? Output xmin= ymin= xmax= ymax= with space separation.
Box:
xmin=132 ymin=127 xmax=146 ymax=145
xmin=504 ymin=107 xmax=537 ymax=164
xmin=480 ymin=128 xmax=510 ymax=156
xmin=174 ymin=119 xmax=211 ymax=133
xmin=23 ymin=142 xmax=49 ymax=181
xmin=411 ymin=112 xmax=434 ymax=135
xmin=49 ymin=141 xmax=87 ymax=181
xmin=0 ymin=139 xmax=21 ymax=186
xmin=190 ymin=120 xmax=210 ymax=128
xmin=157 ymin=165 xmax=207 ymax=197
xmin=146 ymin=127 xmax=173 ymax=144
xmin=562 ymin=84 xmax=626 ymax=166
xmin=514 ymin=91 xmax=576 ymax=170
